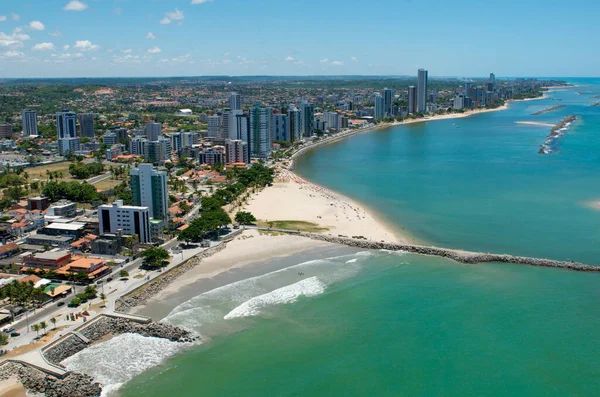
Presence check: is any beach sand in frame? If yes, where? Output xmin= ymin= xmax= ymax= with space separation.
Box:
xmin=240 ymin=169 xmax=409 ymax=244
xmin=0 ymin=378 xmax=26 ymax=397
xmin=142 ymin=229 xmax=332 ymax=306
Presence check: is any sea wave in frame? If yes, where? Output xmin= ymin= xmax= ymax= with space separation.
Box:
xmin=62 ymin=333 xmax=185 ymax=396
xmin=224 ymin=276 xmax=326 ymax=320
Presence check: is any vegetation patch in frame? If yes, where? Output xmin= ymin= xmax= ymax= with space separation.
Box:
xmin=257 ymin=220 xmax=329 ymax=232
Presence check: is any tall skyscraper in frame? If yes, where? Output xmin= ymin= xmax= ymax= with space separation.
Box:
xmin=229 ymin=92 xmax=242 ymax=111
xmin=221 ymin=109 xmax=231 ymax=140
xmin=417 ymin=69 xmax=428 ymax=113
xmin=129 ymin=136 xmax=147 ymax=156
xmin=489 ymin=73 xmax=496 ymax=85
xmin=286 ymin=107 xmax=301 ymax=143
xmin=207 ymin=115 xmax=221 ymax=139
xmin=249 ymin=105 xmax=272 ymax=159
xmin=78 ymin=113 xmax=95 ymax=138
xmin=300 ymin=102 xmax=315 ymax=137
xmin=56 ymin=110 xmax=79 ymax=156
xmin=383 ymin=88 xmax=393 ymax=118
xmin=408 ymin=86 xmax=417 ymax=114
xmin=145 ymin=122 xmax=162 ymax=142
xmin=22 ymin=110 xmax=38 ymax=136
xmin=374 ymin=94 xmax=385 ymax=119
xmin=234 ymin=113 xmax=251 ymax=161
xmin=272 ymin=113 xmax=287 ymax=141
xmin=130 ymin=164 xmax=169 ymax=223
xmin=464 ymin=81 xmax=473 ymax=97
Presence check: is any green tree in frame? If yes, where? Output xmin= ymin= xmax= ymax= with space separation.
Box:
xmin=119 ymin=270 xmax=129 ymax=278
xmin=31 ymin=323 xmax=40 ymax=337
xmin=50 ymin=317 xmax=57 ymax=329
xmin=235 ymin=211 xmax=256 ymax=225
xmin=140 ymin=247 xmax=170 ymax=269
xmin=39 ymin=321 xmax=47 ymax=335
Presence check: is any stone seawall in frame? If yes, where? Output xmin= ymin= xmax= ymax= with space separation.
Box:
xmin=43 ymin=315 xmax=196 ymax=367
xmin=0 ymin=361 xmax=101 ymax=397
xmin=297 ymin=233 xmax=600 ymax=272
xmin=116 ymin=243 xmax=228 ymax=312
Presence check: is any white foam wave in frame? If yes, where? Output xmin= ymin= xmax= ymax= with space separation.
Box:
xmin=224 ymin=277 xmax=326 ymax=320
xmin=346 ymin=258 xmax=358 ymax=263
xmin=62 ymin=333 xmax=185 ymax=396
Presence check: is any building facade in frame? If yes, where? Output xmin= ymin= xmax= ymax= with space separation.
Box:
xmin=145 ymin=122 xmax=162 ymax=142
xmin=98 ymin=200 xmax=151 ymax=244
xmin=374 ymin=94 xmax=385 ymax=119
xmin=408 ymin=86 xmax=417 ymax=114
xmin=22 ymin=110 xmax=38 ymax=136
xmin=249 ymin=105 xmax=272 ymax=159
xmin=417 ymin=69 xmax=428 ymax=113
xmin=78 ymin=113 xmax=95 ymax=138
xmin=130 ymin=164 xmax=169 ymax=223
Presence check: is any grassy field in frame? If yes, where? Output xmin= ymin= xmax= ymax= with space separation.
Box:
xmin=93 ymin=178 xmax=123 ymax=191
xmin=257 ymin=220 xmax=329 ymax=232
xmin=26 ymin=161 xmax=74 ymax=182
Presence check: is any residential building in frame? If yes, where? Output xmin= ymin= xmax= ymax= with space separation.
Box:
xmin=22 ymin=110 xmax=38 ymax=136
xmin=324 ymin=112 xmax=340 ymax=131
xmin=300 ymin=102 xmax=315 ymax=137
xmin=454 ymin=95 xmax=465 ymax=110
xmin=103 ymin=132 xmax=118 ymax=146
xmin=129 ymin=136 xmax=147 ymax=156
xmin=417 ymin=68 xmax=428 ymax=113
xmin=144 ymin=137 xmax=171 ymax=163
xmin=208 ymin=115 xmax=221 ymax=139
xmin=145 ymin=122 xmax=162 ymax=141
xmin=229 ymin=92 xmax=242 ymax=111
xmin=57 ymin=110 xmax=78 ymax=155
xmin=249 ymin=105 xmax=273 ymax=159
xmin=58 ymin=137 xmax=80 ymax=156
xmin=225 ymin=139 xmax=249 ymax=164
xmin=374 ymin=94 xmax=385 ymax=119
xmin=272 ymin=114 xmax=287 ymax=141
xmin=98 ymin=200 xmax=152 ymax=244
xmin=0 ymin=124 xmax=12 ymax=139
xmin=383 ymin=88 xmax=393 ymax=118
xmin=408 ymin=86 xmax=417 ymax=114
xmin=490 ymin=73 xmax=496 ymax=86
xmin=130 ymin=164 xmax=169 ymax=223
xmin=78 ymin=113 xmax=95 ymax=138
xmin=287 ymin=107 xmax=301 ymax=142
xmin=198 ymin=147 xmax=226 ymax=166
xmin=91 ymin=234 xmax=123 ymax=256
xmin=106 ymin=144 xmax=122 ymax=161
xmin=47 ymin=200 xmax=77 ymax=217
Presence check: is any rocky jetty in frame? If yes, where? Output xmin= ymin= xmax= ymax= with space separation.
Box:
xmin=0 ymin=361 xmax=101 ymax=397
xmin=531 ymin=105 xmax=565 ymax=115
xmin=539 ymin=115 xmax=576 ymax=154
xmin=297 ymin=233 xmax=599 ymax=272
xmin=116 ymin=243 xmax=226 ymax=312
xmin=591 ymin=101 xmax=600 ymax=107
xmin=43 ymin=315 xmax=196 ymax=366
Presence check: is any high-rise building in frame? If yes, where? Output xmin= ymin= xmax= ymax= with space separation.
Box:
xmin=272 ymin=114 xmax=287 ymax=141
xmin=98 ymin=200 xmax=152 ymax=244
xmin=286 ymin=107 xmax=301 ymax=143
xmin=144 ymin=137 xmax=171 ymax=163
xmin=227 ymin=110 xmax=244 ymax=140
xmin=464 ymin=81 xmax=473 ymax=98
xmin=78 ymin=113 xmax=95 ymax=138
xmin=0 ymin=125 xmax=13 ymax=138
xmin=417 ymin=69 xmax=428 ymax=113
xmin=300 ymin=102 xmax=315 ymax=137
xmin=324 ymin=112 xmax=340 ymax=130
xmin=225 ymin=139 xmax=249 ymax=164
xmin=374 ymin=94 xmax=385 ymax=119
xmin=408 ymin=86 xmax=417 ymax=114
xmin=383 ymin=88 xmax=393 ymax=118
xmin=130 ymin=164 xmax=168 ymax=223
xmin=229 ymin=92 xmax=242 ymax=111
xmin=22 ymin=110 xmax=38 ymax=136
xmin=453 ymin=95 xmax=465 ymax=110
xmin=208 ymin=115 xmax=221 ymax=139
xmin=129 ymin=136 xmax=147 ymax=156
xmin=103 ymin=132 xmax=118 ymax=146
xmin=489 ymin=73 xmax=496 ymax=86
xmin=57 ymin=110 xmax=77 ymax=139
xmin=145 ymin=122 xmax=162 ymax=142
xmin=249 ymin=105 xmax=272 ymax=159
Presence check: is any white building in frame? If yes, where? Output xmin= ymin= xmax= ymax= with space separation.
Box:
xmin=229 ymin=92 xmax=242 ymax=111
xmin=130 ymin=164 xmax=169 ymax=223
xmin=22 ymin=109 xmax=38 ymax=136
xmin=324 ymin=112 xmax=341 ymax=131
xmin=454 ymin=95 xmax=465 ymax=110
xmin=98 ymin=200 xmax=151 ymax=244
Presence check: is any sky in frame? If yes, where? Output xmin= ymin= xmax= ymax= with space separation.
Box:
xmin=0 ymin=0 xmax=599 ymax=78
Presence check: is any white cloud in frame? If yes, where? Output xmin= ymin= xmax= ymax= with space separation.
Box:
xmin=74 ymin=40 xmax=99 ymax=51
xmin=113 ymin=54 xmax=141 ymax=64
xmin=11 ymin=13 xmax=20 ymax=21
xmin=146 ymin=32 xmax=156 ymax=39
xmin=148 ymin=46 xmax=161 ymax=54
xmin=3 ymin=50 xmax=24 ymax=58
xmin=0 ymin=31 xmax=31 ymax=48
xmin=32 ymin=42 xmax=55 ymax=51
xmin=331 ymin=61 xmax=344 ymax=66
xmin=0 ymin=16 xmax=7 ymax=22
xmin=320 ymin=58 xmax=329 ymax=63
xmin=29 ymin=21 xmax=45 ymax=31
xmin=49 ymin=29 xmax=62 ymax=37
xmin=121 ymin=49 xmax=132 ymax=53
xmin=64 ymin=1 xmax=88 ymax=11
xmin=63 ymin=44 xmax=70 ymax=50
xmin=284 ymin=56 xmax=296 ymax=62
xmin=158 ymin=54 xmax=190 ymax=64
xmin=351 ymin=56 xmax=358 ymax=62
xmin=160 ymin=8 xmax=184 ymax=25
xmin=191 ymin=0 xmax=213 ymax=3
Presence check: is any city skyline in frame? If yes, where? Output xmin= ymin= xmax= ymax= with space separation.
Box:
xmin=1 ymin=0 xmax=600 ymax=78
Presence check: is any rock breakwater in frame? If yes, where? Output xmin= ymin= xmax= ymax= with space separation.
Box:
xmin=539 ymin=115 xmax=577 ymax=154
xmin=531 ymin=105 xmax=565 ymax=115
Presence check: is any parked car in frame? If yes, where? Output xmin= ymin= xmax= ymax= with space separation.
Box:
xmin=57 ymin=302 xmax=65 ymax=307
xmin=10 ymin=332 xmax=20 ymax=337
xmin=2 ymin=327 xmax=15 ymax=334
xmin=107 ymin=277 xmax=114 ymax=282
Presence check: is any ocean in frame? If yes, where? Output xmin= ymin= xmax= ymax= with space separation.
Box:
xmin=65 ymin=79 xmax=600 ymax=396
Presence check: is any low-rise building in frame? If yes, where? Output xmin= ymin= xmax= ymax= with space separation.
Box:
xmin=91 ymin=234 xmax=123 ymax=256
xmin=27 ymin=196 xmax=50 ymax=211
xmin=98 ymin=200 xmax=152 ymax=244
xmin=22 ymin=251 xmax=72 ymax=270
xmin=47 ymin=200 xmax=77 ymax=218
xmin=56 ymin=257 xmax=109 ymax=280
xmin=26 ymin=233 xmax=74 ymax=248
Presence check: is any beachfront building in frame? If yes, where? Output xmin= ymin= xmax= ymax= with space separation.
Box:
xmin=229 ymin=92 xmax=242 ymax=111
xmin=454 ymin=95 xmax=465 ymax=110
xmin=145 ymin=122 xmax=162 ymax=141
xmin=287 ymin=107 xmax=301 ymax=143
xmin=374 ymin=94 xmax=385 ymax=119
xmin=272 ymin=113 xmax=287 ymax=141
xmin=78 ymin=113 xmax=95 ymax=138
xmin=408 ymin=86 xmax=417 ymax=114
xmin=22 ymin=109 xmax=38 ymax=136
xmin=324 ymin=112 xmax=341 ymax=131
xmin=225 ymin=139 xmax=249 ymax=164
xmin=383 ymin=88 xmax=393 ymax=118
xmin=417 ymin=68 xmax=428 ymax=113
xmin=130 ymin=164 xmax=169 ymax=223
xmin=98 ymin=200 xmax=152 ymax=244
xmin=249 ymin=105 xmax=273 ymax=159
xmin=300 ymin=102 xmax=315 ymax=137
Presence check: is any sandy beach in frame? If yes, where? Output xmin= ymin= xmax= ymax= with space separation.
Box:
xmin=239 ymin=169 xmax=409 ymax=244
xmin=142 ymin=229 xmax=333 ymax=305
xmin=0 ymin=378 xmax=26 ymax=397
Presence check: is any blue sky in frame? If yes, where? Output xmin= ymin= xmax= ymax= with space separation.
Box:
xmin=0 ymin=0 xmax=598 ymax=78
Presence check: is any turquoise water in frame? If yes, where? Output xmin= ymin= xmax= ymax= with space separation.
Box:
xmin=71 ymin=79 xmax=600 ymax=396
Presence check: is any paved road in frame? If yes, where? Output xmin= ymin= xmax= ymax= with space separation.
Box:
xmin=86 ymin=171 xmax=112 ymax=185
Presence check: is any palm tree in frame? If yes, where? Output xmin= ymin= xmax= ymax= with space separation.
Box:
xmin=50 ymin=317 xmax=57 ymax=329
xmin=39 ymin=321 xmax=47 ymax=335
xmin=31 ymin=323 xmax=40 ymax=337
xmin=100 ymin=293 xmax=106 ymax=307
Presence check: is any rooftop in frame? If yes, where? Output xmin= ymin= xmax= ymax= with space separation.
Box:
xmin=45 ymin=222 xmax=86 ymax=231
xmin=30 ymin=251 xmax=71 ymax=260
